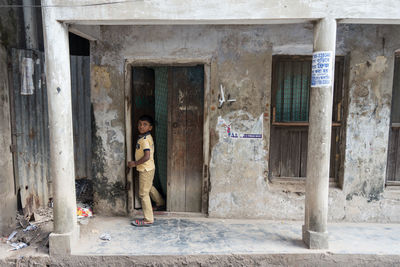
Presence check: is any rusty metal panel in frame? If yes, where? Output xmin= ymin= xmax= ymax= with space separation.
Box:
xmin=11 ymin=49 xmax=91 ymax=217
xmin=11 ymin=49 xmax=50 ymax=217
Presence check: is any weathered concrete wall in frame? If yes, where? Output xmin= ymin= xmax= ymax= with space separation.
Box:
xmin=90 ymin=64 xmax=126 ymax=215
xmin=335 ymin=25 xmax=400 ymax=222
xmin=91 ymin=24 xmax=400 ymax=222
xmin=90 ymin=24 xmax=311 ymax=215
xmin=0 ymin=44 xmax=16 ymax=235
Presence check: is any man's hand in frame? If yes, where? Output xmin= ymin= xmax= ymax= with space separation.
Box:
xmin=128 ymin=161 xmax=136 ymax=168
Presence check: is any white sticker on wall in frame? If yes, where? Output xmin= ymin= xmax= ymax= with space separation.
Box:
xmin=217 ymin=114 xmax=263 ymax=139
xmin=21 ymin=57 xmax=35 ymax=95
xmin=311 ymin=51 xmax=333 ymax=87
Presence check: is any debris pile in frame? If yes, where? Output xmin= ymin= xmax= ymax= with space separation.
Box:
xmin=1 ymin=208 xmax=53 ymax=252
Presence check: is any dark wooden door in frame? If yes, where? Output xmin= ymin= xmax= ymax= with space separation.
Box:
xmin=168 ymin=66 xmax=204 ymax=212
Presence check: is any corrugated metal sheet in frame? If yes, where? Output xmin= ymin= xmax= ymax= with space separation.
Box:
xmin=11 ymin=49 xmax=91 ymax=217
xmin=71 ymin=56 xmax=92 ymax=181
xmin=12 ymin=49 xmax=50 ymax=217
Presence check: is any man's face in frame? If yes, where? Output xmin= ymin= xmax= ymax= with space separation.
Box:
xmin=138 ymin=120 xmax=152 ymax=134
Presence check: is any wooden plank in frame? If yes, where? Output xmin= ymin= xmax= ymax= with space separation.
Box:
xmin=287 ymin=130 xmax=301 ymax=177
xmin=201 ymin=63 xmax=211 ymax=214
xmin=300 ymin=129 xmax=308 ymax=177
xmin=279 ymin=128 xmax=304 ymax=178
xmin=329 ymin=128 xmax=337 ymax=179
xmin=184 ymin=66 xmax=203 ymax=212
xmin=280 ymin=129 xmax=290 ymax=177
xmin=387 ymin=128 xmax=398 ymax=181
xmin=386 ymin=181 xmax=400 ymax=186
xmin=125 ymin=63 xmax=134 ymax=215
xmin=394 ymin=128 xmax=400 ymax=181
xmin=269 ymin=127 xmax=282 ymax=177
xmin=167 ymin=68 xmax=173 ymax=212
xmin=272 ymin=122 xmax=341 ymax=127
xmin=168 ymin=67 xmax=187 ymax=212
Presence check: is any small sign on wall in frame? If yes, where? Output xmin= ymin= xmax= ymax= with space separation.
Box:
xmin=217 ymin=115 xmax=263 ymax=139
xmin=311 ymin=51 xmax=333 ymax=87
xmin=21 ymin=57 xmax=35 ymax=95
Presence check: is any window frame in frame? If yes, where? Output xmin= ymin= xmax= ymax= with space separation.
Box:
xmin=269 ymin=55 xmax=346 ymax=184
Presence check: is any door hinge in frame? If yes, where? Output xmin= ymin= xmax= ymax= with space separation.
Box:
xmin=203 ymin=164 xmax=209 ymax=178
xmin=125 ymin=181 xmax=131 ymax=191
xmin=10 ymin=144 xmax=17 ymax=153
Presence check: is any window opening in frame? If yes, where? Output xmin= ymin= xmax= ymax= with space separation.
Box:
xmin=270 ymin=55 xmax=344 ymax=181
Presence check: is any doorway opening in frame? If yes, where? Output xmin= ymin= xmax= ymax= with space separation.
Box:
xmin=130 ymin=65 xmax=205 ymax=213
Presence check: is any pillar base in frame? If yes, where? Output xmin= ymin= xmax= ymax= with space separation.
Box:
xmin=49 ymin=224 xmax=80 ymax=255
xmin=302 ymin=225 xmax=329 ymax=249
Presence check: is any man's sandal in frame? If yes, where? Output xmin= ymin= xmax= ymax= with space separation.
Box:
xmin=131 ymin=219 xmax=153 ymax=227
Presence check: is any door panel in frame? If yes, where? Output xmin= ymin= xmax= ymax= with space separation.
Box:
xmin=168 ymin=66 xmax=204 ymax=212
xmin=168 ymin=68 xmax=187 ymax=211
xmin=184 ymin=67 xmax=203 ymax=212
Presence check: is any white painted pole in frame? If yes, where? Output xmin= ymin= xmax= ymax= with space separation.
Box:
xmin=42 ymin=1 xmax=77 ymax=237
xmin=303 ymin=17 xmax=336 ymax=249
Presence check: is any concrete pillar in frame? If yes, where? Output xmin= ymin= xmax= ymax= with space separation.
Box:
xmin=42 ymin=1 xmax=79 ymax=255
xmin=302 ymin=17 xmax=337 ymax=249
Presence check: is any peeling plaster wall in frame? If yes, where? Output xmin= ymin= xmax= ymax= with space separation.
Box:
xmin=90 ymin=64 xmax=126 ymax=215
xmin=91 ymin=24 xmax=400 ymax=222
xmin=336 ymin=25 xmax=400 ymax=222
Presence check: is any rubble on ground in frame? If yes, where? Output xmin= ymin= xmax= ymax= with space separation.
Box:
xmin=1 ymin=207 xmax=54 ymax=253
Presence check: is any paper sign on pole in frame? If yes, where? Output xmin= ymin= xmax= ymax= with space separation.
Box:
xmin=311 ymin=51 xmax=333 ymax=87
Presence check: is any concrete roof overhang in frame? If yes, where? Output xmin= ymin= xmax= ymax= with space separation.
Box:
xmin=43 ymin=0 xmax=400 ymax=26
